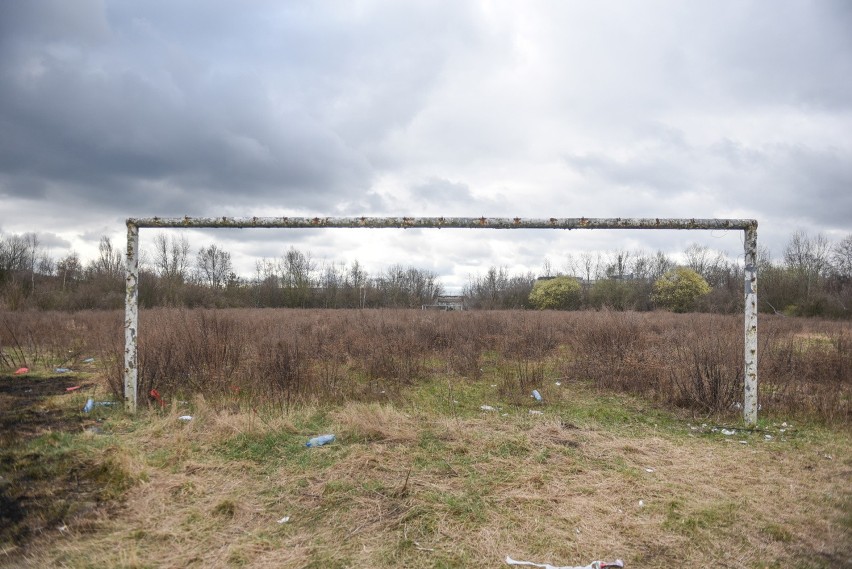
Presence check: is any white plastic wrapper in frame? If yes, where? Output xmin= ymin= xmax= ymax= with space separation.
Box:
xmin=506 ymin=556 xmax=624 ymax=569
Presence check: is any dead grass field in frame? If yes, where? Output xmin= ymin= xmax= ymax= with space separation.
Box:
xmin=2 ymin=373 xmax=850 ymax=568
xmin=1 ymin=309 xmax=850 ymax=568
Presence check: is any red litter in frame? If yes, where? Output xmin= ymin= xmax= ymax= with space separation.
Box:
xmin=14 ymin=367 xmax=29 ymax=375
xmin=66 ymin=385 xmax=82 ymax=392
xmin=149 ymin=388 xmax=166 ymax=407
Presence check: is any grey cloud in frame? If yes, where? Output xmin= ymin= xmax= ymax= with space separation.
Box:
xmin=80 ymin=228 xmax=123 ymax=243
xmin=768 ymin=145 xmax=852 ymax=228
xmin=0 ymin=0 xmax=484 ymax=219
xmin=564 ymin=133 xmax=851 ymax=233
xmin=1 ymin=1 xmax=849 ymax=274
xmin=564 ymin=152 xmax=691 ymax=194
xmin=0 ymin=0 xmax=110 ymax=45
xmin=35 ymin=232 xmax=71 ymax=249
xmin=709 ymin=1 xmax=852 ymax=110
xmin=334 ymin=192 xmax=390 ymax=216
xmin=0 ymin=51 xmax=374 ymax=212
xmin=411 ymin=178 xmax=474 ymax=204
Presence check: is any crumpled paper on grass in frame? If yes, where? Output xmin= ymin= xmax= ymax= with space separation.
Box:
xmin=506 ymin=555 xmax=624 ymax=569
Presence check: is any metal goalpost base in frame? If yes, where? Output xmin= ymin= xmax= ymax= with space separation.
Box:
xmin=124 ymin=216 xmax=759 ymax=425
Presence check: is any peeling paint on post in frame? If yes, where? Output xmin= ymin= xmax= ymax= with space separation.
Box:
xmin=127 ymin=216 xmax=756 ymax=231
xmin=124 ymin=222 xmax=139 ymax=413
xmin=123 ymin=216 xmax=759 ymax=422
xmin=743 ymin=224 xmax=758 ymax=426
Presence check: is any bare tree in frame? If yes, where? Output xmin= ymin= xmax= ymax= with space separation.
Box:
xmin=346 ymin=260 xmax=368 ymax=308
xmin=57 ymin=252 xmax=82 ymax=291
xmin=578 ymin=252 xmax=600 ymax=286
xmin=465 ymin=266 xmax=509 ymax=309
xmin=196 ymin=244 xmax=232 ymax=289
xmin=36 ymin=252 xmax=55 ymax=276
xmin=650 ymin=250 xmax=674 ymax=281
xmin=26 ymin=233 xmax=39 ymax=290
xmin=632 ymin=250 xmax=652 ymax=280
xmin=278 ymin=247 xmax=316 ymax=307
xmin=784 ymin=231 xmax=831 ymax=277
xmin=153 ymin=233 xmax=191 ymax=282
xmin=91 ymin=236 xmax=123 ymax=281
xmin=604 ymin=249 xmax=632 ymax=280
xmin=684 ymin=243 xmax=731 ymax=287
xmin=832 ymin=234 xmax=852 ymax=278
xmin=685 ymin=244 xmax=713 ymax=277
xmin=0 ymin=233 xmax=32 ymax=275
xmin=562 ymin=253 xmax=578 ymax=277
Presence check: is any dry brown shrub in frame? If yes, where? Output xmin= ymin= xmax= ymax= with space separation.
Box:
xmin=3 ymin=307 xmax=849 ymax=424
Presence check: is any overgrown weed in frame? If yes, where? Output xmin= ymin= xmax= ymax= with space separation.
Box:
xmin=3 ymin=308 xmax=848 ymax=425
xmin=7 ymin=368 xmax=851 ymax=568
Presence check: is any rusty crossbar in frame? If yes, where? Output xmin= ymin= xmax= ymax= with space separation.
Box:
xmin=125 ymin=216 xmax=759 ymax=425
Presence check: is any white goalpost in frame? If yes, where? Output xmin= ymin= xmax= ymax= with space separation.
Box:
xmin=124 ymin=216 xmax=759 ymax=425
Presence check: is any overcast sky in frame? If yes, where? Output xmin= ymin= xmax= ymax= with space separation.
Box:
xmin=1 ymin=0 xmax=850 ymax=290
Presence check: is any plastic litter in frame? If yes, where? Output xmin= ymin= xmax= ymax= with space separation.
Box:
xmin=149 ymin=388 xmax=166 ymax=407
xmin=532 ymin=390 xmax=542 ymax=401
xmin=82 ymin=357 xmax=95 ymax=363
xmin=54 ymin=368 xmax=71 ymax=373
xmin=14 ymin=367 xmax=29 ymax=375
xmin=83 ymin=399 xmax=116 ymax=412
xmin=720 ymin=428 xmax=736 ymax=436
xmin=529 ymin=410 xmax=544 ymax=415
xmin=178 ymin=415 xmax=193 ymax=421
xmin=306 ymin=434 xmax=335 ymax=447
xmin=555 ymin=381 xmax=561 ymax=386
xmin=277 ymin=516 xmax=290 ymax=524
xmin=644 ymin=468 xmax=654 ymax=473
xmin=505 ymin=556 xmax=624 ymax=568
xmin=480 ymin=405 xmax=497 ymax=412
xmin=66 ymin=385 xmax=81 ymax=392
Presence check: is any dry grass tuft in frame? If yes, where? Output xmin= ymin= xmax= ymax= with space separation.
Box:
xmin=331 ymin=402 xmax=418 ymax=443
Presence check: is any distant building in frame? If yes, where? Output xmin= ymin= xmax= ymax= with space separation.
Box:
xmin=422 ymin=295 xmax=466 ymax=311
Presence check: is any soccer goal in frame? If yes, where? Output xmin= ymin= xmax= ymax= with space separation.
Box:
xmin=123 ymin=216 xmax=759 ymax=425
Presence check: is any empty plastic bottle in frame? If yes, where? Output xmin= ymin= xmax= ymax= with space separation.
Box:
xmin=83 ymin=398 xmax=94 ymax=413
xmin=532 ymin=390 xmax=542 ymax=401
xmin=305 ymin=434 xmax=335 ymax=447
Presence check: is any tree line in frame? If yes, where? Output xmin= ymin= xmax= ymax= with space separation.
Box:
xmin=0 ymin=230 xmax=850 ymax=317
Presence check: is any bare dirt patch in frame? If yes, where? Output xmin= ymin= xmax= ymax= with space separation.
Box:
xmin=0 ymin=374 xmax=110 ymax=556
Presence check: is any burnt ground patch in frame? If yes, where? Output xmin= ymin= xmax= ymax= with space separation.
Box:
xmin=0 ymin=374 xmax=118 ymax=554
xmin=0 ymin=375 xmax=88 ymax=444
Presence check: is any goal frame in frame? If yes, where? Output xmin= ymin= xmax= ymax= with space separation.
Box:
xmin=124 ymin=216 xmax=759 ymax=425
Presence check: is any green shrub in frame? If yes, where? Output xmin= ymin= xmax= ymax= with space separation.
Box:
xmin=653 ymin=268 xmax=711 ymax=312
xmin=528 ymin=276 xmax=582 ymax=310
